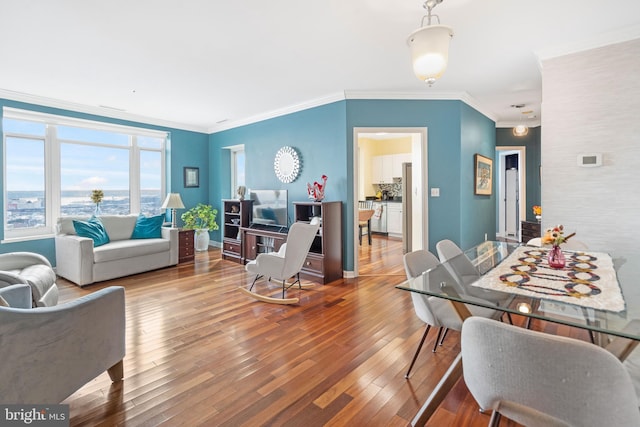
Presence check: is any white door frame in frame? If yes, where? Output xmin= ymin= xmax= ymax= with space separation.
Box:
xmin=496 ymin=146 xmax=526 ymax=239
xmin=352 ymin=127 xmax=428 ymax=277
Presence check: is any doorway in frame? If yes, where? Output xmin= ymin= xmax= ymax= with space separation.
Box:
xmin=496 ymin=147 xmax=526 ymax=241
xmin=352 ymin=128 xmax=428 ymax=276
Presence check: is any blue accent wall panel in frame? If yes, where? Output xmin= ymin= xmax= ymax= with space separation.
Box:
xmin=460 ymin=103 xmax=497 ymax=249
xmin=210 ymin=101 xmax=347 ymax=246
xmin=0 ymin=99 xmax=208 ymax=266
xmin=345 ymin=99 xmax=466 ymax=255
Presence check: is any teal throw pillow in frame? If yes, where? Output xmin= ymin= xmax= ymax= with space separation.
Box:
xmin=131 ymin=214 xmax=165 ymax=239
xmin=73 ymin=216 xmax=110 ymax=247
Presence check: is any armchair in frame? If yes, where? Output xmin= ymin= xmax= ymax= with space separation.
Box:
xmin=0 ymin=284 xmax=126 ymax=404
xmin=0 ymin=251 xmax=58 ymax=307
xmin=241 ymin=220 xmax=321 ymax=304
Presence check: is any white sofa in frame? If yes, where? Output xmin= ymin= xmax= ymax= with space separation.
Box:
xmin=55 ymin=215 xmax=179 ymax=287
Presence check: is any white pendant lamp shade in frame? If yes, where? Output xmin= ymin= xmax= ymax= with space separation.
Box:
xmin=513 ymin=124 xmax=529 ymax=137
xmin=408 ymin=24 xmax=453 ymax=85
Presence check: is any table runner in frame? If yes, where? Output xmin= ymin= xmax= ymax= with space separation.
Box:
xmin=471 ymin=245 xmax=625 ymax=312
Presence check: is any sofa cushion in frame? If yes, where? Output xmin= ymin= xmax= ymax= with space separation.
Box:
xmin=93 ymin=239 xmax=171 ymax=263
xmin=131 ymin=214 xmax=165 ymax=239
xmin=99 ymin=215 xmax=138 ymax=241
xmin=73 ymin=217 xmax=110 ymax=247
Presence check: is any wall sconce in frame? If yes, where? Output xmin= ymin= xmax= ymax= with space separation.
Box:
xmin=407 ymin=0 xmax=454 ymax=86
xmin=161 ymin=193 xmax=185 ymax=228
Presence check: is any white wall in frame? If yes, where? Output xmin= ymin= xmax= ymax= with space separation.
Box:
xmin=541 ymin=38 xmax=640 ymax=307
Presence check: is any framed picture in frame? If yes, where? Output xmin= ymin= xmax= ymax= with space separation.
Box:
xmin=184 ymin=167 xmax=199 ymax=188
xmin=474 ymin=154 xmax=493 ymax=195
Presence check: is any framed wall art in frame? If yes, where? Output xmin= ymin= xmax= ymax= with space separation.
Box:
xmin=474 ymin=154 xmax=493 ymax=195
xmin=184 ymin=167 xmax=200 ymax=188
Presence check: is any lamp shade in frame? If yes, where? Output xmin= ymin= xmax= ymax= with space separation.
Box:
xmin=161 ymin=193 xmax=185 ymax=209
xmin=408 ymin=24 xmax=453 ymax=85
xmin=513 ymin=125 xmax=529 ymax=137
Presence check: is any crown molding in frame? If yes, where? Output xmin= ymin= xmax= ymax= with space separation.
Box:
xmin=536 ymin=25 xmax=640 ymax=63
xmin=0 ymin=88 xmax=209 ymax=133
xmin=210 ymin=90 xmax=498 ymax=133
xmin=207 ymin=92 xmax=347 ymax=133
xmin=496 ymin=120 xmax=541 ymax=129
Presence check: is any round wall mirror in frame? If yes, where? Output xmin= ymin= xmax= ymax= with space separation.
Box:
xmin=274 ymin=146 xmax=300 ymax=183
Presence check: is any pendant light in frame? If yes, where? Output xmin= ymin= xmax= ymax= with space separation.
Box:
xmin=407 ymin=0 xmax=454 ymax=86
xmin=511 ymin=104 xmax=531 ymax=137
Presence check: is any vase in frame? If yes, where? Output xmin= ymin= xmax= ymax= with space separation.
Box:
xmin=195 ymin=229 xmax=210 ymax=252
xmin=547 ymin=245 xmax=566 ymax=269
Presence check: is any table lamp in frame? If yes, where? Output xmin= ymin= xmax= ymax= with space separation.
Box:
xmin=161 ymin=193 xmax=185 ymax=228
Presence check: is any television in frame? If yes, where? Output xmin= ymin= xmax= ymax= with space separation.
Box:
xmin=249 ymin=189 xmax=288 ymax=228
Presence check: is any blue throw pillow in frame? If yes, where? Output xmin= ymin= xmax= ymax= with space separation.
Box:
xmin=73 ymin=216 xmax=110 ymax=247
xmin=131 ymin=214 xmax=165 ymax=239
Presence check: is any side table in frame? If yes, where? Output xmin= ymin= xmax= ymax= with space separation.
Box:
xmin=178 ymin=229 xmax=195 ymax=263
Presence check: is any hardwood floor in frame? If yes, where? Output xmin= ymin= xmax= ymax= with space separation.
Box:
xmin=58 ymin=237 xmax=586 ymax=426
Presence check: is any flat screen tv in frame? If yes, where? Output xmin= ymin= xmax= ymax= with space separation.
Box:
xmin=249 ymin=189 xmax=288 ymax=228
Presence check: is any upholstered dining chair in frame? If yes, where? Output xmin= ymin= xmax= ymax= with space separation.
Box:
xmin=244 ymin=220 xmax=320 ymax=302
xmin=0 ymin=284 xmax=126 ymax=404
xmin=436 ymin=239 xmax=511 ymax=306
xmin=402 ymin=249 xmax=498 ymax=378
xmin=461 ymin=317 xmax=640 ymax=427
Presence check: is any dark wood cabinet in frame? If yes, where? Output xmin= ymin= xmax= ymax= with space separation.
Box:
xmin=521 ymin=220 xmax=541 ymax=243
xmin=294 ymin=201 xmax=343 ymax=284
xmin=178 ymin=229 xmax=195 ymax=263
xmin=222 ymin=199 xmax=253 ymax=263
xmin=241 ymin=227 xmax=287 ymax=264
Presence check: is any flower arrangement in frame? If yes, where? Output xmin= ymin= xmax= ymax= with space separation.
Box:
xmin=90 ymin=189 xmax=104 ymax=205
xmin=532 ymin=205 xmax=541 ymax=216
xmin=541 ymin=224 xmax=575 ymax=247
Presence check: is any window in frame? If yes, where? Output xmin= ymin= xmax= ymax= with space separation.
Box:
xmin=230 ymin=145 xmax=245 ymax=196
xmin=3 ymin=108 xmax=167 ymax=240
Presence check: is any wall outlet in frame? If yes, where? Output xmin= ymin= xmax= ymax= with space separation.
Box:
xmin=431 ymin=188 xmax=440 ymax=197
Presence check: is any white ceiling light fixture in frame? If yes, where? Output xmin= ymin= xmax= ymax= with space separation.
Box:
xmin=511 ymin=104 xmax=530 ymax=137
xmin=407 ymin=0 xmax=454 ymax=86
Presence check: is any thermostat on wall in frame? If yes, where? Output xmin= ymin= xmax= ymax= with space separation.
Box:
xmin=577 ymin=153 xmax=602 ymax=167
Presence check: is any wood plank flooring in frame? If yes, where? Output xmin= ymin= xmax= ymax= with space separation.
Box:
xmin=57 ymin=235 xmax=588 ymax=426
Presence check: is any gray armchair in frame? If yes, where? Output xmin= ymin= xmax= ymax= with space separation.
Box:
xmin=0 ymin=284 xmax=126 ymax=404
xmin=0 ymin=251 xmax=58 ymax=307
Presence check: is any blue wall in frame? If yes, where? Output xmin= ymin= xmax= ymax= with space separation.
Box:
xmin=209 ymin=101 xmax=348 ymax=243
xmin=0 ymin=99 xmax=209 ymax=265
xmin=1 ymin=96 xmax=499 ymax=271
xmin=460 ymin=103 xmax=498 ymax=249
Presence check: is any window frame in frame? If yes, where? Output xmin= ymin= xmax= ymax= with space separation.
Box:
xmin=3 ymin=107 xmax=168 ymax=241
xmin=228 ymin=144 xmax=245 ymax=197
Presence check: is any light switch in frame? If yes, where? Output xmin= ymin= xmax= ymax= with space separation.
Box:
xmin=431 ymin=188 xmax=440 ymax=197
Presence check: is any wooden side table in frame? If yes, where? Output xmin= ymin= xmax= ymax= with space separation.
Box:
xmin=178 ymin=229 xmax=195 ymax=263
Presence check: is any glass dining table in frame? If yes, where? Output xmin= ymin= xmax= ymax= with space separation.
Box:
xmin=396 ymin=241 xmax=640 ymax=426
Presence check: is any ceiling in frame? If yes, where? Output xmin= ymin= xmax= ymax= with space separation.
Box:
xmin=1 ymin=0 xmax=639 ymax=133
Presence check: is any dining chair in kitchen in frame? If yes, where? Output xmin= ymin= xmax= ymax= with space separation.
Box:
xmin=462 ymin=316 xmax=640 ymax=427
xmin=358 ymin=209 xmax=375 ymax=245
xmin=359 ymin=200 xmax=373 ymax=210
xmin=402 ymin=249 xmax=498 ymax=379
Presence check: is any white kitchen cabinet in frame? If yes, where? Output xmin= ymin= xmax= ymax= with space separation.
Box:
xmin=386 ymin=203 xmax=403 ymax=237
xmin=391 ymin=153 xmax=412 ymax=178
xmin=372 ymin=155 xmax=393 ymax=184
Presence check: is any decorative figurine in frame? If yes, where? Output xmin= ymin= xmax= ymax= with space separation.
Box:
xmin=307 ymin=174 xmax=327 ymax=202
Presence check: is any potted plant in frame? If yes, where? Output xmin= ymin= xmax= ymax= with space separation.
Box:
xmin=181 ymin=203 xmax=219 ymax=251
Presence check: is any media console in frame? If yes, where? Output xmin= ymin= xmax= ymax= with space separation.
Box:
xmin=237 ymin=201 xmax=343 ymax=284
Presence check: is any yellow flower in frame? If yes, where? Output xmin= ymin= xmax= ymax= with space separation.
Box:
xmin=90 ymin=189 xmax=104 ymax=204
xmin=532 ymin=205 xmax=542 ymax=216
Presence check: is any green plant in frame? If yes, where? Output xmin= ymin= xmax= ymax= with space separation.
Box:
xmin=181 ymin=203 xmax=219 ymax=230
